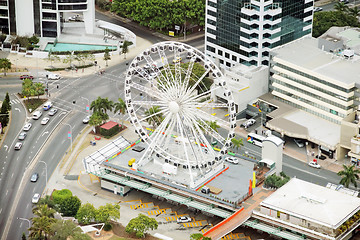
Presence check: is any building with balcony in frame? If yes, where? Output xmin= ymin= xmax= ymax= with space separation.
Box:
xmin=0 ymin=0 xmax=94 ymax=37
xmin=251 ymin=178 xmax=360 ymax=240
xmin=205 ymin=0 xmax=313 ymax=68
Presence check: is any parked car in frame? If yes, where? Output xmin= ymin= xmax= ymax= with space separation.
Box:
xmin=41 ymin=117 xmax=50 ymax=125
xmin=20 ymin=75 xmax=34 ymax=80
xmin=32 ymin=193 xmax=40 ymax=204
xmin=48 ymin=108 xmax=58 ymax=116
xmin=293 ymin=138 xmax=305 ymax=148
xmin=30 ymin=173 xmax=39 ymax=182
xmin=241 ymin=119 xmax=256 ymax=129
xmin=23 ymin=122 xmax=32 ymax=131
xmin=14 ymin=142 xmax=22 ymax=150
xmin=177 ymin=216 xmax=192 ymax=223
xmin=32 ymin=111 xmax=42 ymax=120
xmin=314 ymin=7 xmax=323 ymax=12
xmin=308 ymin=161 xmax=321 ymax=169
xmin=18 ymin=132 xmax=27 ymax=140
xmin=316 ymin=155 xmax=327 ymax=160
xmin=225 ymin=157 xmax=239 ymax=164
xmin=83 ymin=115 xmax=91 ymax=124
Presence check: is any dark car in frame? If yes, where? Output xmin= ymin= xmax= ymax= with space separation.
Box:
xmin=20 ymin=75 xmax=34 ymax=80
xmin=30 ymin=173 xmax=39 ymax=182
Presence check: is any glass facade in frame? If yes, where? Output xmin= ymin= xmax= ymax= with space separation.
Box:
xmin=205 ymin=0 xmax=313 ymax=67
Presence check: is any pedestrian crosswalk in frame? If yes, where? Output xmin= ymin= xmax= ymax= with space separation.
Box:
xmin=182 ymin=220 xmax=207 ymax=228
xmin=9 ymin=99 xmax=20 ymax=105
xmin=147 ymin=208 xmax=171 ymax=215
xmin=130 ymin=202 xmax=153 ymax=209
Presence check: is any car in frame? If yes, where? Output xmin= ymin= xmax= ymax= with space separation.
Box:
xmin=23 ymin=123 xmax=32 ymax=131
xmin=172 ymin=57 xmax=182 ymax=63
xmin=314 ymin=7 xmax=323 ymax=12
xmin=308 ymin=161 xmax=321 ymax=169
xmin=241 ymin=119 xmax=256 ymax=129
xmin=20 ymin=75 xmax=34 ymax=80
xmin=32 ymin=193 xmax=40 ymax=204
xmin=43 ymin=101 xmax=52 ymax=111
xmin=83 ymin=115 xmax=91 ymax=124
xmin=32 ymin=111 xmax=42 ymax=120
xmin=14 ymin=142 xmax=22 ymax=150
xmin=30 ymin=173 xmax=39 ymax=182
xmin=340 ymin=0 xmax=349 ymax=3
xmin=225 ymin=157 xmax=239 ymax=164
xmin=18 ymin=132 xmax=27 ymax=140
xmin=47 ymin=73 xmax=61 ymax=80
xmin=41 ymin=117 xmax=50 ymax=125
xmin=316 ymin=155 xmax=327 ymax=160
xmin=293 ymin=138 xmax=305 ymax=148
xmin=177 ymin=216 xmax=192 ymax=223
xmin=48 ymin=108 xmax=58 ymax=116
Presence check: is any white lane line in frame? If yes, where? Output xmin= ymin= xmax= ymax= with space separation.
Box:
xmin=11 ymin=173 xmax=14 ymax=178
xmin=6 ymin=190 xmax=8 ymax=195
xmin=283 ymin=162 xmax=327 ymax=179
xmin=20 ymin=222 xmax=23 ymax=228
xmin=0 ymin=208 xmax=2 ymax=214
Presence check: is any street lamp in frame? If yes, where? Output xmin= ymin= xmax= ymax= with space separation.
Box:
xmin=39 ymin=161 xmax=48 ymax=186
xmin=17 ymin=217 xmax=31 ymax=236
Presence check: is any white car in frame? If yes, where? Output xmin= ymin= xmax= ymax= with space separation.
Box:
xmin=32 ymin=193 xmax=40 ymax=204
xmin=18 ymin=132 xmax=27 ymax=140
xmin=14 ymin=142 xmax=23 ymax=150
xmin=23 ymin=123 xmax=32 ymax=131
xmin=308 ymin=161 xmax=321 ymax=169
xmin=177 ymin=216 xmax=192 ymax=223
xmin=83 ymin=115 xmax=91 ymax=124
xmin=314 ymin=7 xmax=323 ymax=12
xmin=32 ymin=111 xmax=42 ymax=120
xmin=41 ymin=117 xmax=50 ymax=125
xmin=48 ymin=108 xmax=58 ymax=116
xmin=225 ymin=157 xmax=239 ymax=164
xmin=242 ymin=119 xmax=256 ymax=129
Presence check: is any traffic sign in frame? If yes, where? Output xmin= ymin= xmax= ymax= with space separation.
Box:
xmin=86 ymin=105 xmax=89 ymax=112
xmin=68 ymin=131 xmax=71 ymax=139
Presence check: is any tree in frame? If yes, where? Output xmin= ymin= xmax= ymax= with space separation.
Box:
xmin=22 ymin=232 xmax=26 ymax=240
xmin=231 ymin=137 xmax=243 ymax=152
xmin=4 ymin=92 xmax=11 ymax=112
xmin=32 ymin=204 xmax=56 ymax=218
xmin=29 ymin=216 xmax=56 ymax=240
xmin=0 ymin=101 xmax=9 ymax=129
xmin=125 ymin=214 xmax=158 ymax=238
xmin=38 ymin=195 xmax=57 ymax=210
xmin=334 ymin=2 xmax=349 ymax=12
xmin=0 ymin=58 xmax=11 ymax=76
xmin=113 ymin=97 xmax=127 ymax=128
xmin=190 ymin=233 xmax=211 ymax=240
xmin=47 ymin=52 xmax=60 ymax=67
xmin=89 ymin=111 xmax=105 ymax=133
xmin=58 ymin=196 xmax=81 ymax=217
xmin=95 ymin=203 xmax=120 ymax=223
xmin=337 ymin=164 xmax=360 ymax=188
xmin=76 ymin=203 xmax=97 ymax=224
xmin=348 ymin=6 xmax=360 ymax=18
xmin=63 ymin=52 xmax=76 ymax=69
xmin=205 ymin=120 xmax=220 ymax=143
xmin=90 ymin=96 xmax=113 ymax=116
xmin=50 ymin=219 xmax=84 ymax=240
xmin=22 ymin=78 xmax=35 ymax=98
xmin=122 ymin=40 xmax=131 ymax=59
xmin=52 ymin=189 xmax=72 ymax=205
xmin=33 ymin=82 xmax=45 ymax=99
xmin=144 ymin=106 xmax=164 ymax=128
xmin=103 ymin=47 xmax=111 ymax=67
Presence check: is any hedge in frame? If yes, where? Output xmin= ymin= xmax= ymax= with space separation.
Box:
xmin=51 ymin=48 xmax=116 ymax=55
xmin=52 ymin=189 xmax=73 ymax=205
xmin=45 ymin=64 xmax=95 ymax=71
xmin=100 ymin=124 xmax=120 ymax=138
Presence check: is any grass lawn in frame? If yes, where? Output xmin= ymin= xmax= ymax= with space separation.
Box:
xmin=23 ymin=98 xmax=47 ymax=112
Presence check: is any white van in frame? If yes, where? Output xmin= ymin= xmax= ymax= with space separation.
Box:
xmin=32 ymin=111 xmax=42 ymax=120
xmin=47 ymin=73 xmax=61 ymax=80
xmin=43 ymin=101 xmax=52 ymax=111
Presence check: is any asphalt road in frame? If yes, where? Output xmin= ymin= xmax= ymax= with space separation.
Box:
xmin=318 ymin=0 xmax=360 ymax=11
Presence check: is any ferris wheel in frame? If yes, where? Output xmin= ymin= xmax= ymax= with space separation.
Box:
xmin=124 ymin=41 xmax=237 ymax=187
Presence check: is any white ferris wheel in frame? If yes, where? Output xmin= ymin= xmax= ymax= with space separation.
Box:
xmin=124 ymin=41 xmax=237 ymax=188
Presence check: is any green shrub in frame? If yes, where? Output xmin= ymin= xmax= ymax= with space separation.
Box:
xmin=103 ymin=222 xmax=112 ymax=231
xmin=51 ymin=49 xmax=116 ymax=55
xmin=264 ymin=173 xmax=290 ymax=189
xmin=52 ymin=189 xmax=72 ymax=205
xmin=100 ymin=123 xmax=120 ymax=138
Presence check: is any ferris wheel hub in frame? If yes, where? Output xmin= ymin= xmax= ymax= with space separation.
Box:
xmin=168 ymin=101 xmax=180 ymax=114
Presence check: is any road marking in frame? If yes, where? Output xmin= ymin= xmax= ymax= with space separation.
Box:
xmin=14 ymin=108 xmax=20 ymax=112
xmin=42 ymin=131 xmax=49 ymax=136
xmin=30 ymin=152 xmax=33 ymax=154
xmin=6 ymin=190 xmax=8 ymax=195
xmin=19 ymin=222 xmax=23 ymax=228
xmin=11 ymin=173 xmax=14 ymax=178
xmin=0 ymin=208 xmax=2 ymax=214
xmin=3 ymin=145 xmax=8 ymax=151
xmin=283 ymin=162 xmax=327 ymax=179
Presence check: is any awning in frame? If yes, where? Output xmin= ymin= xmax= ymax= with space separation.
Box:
xmin=259 ymin=158 xmax=275 ymax=167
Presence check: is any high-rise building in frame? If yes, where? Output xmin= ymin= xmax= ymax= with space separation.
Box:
xmin=205 ymin=0 xmax=314 ymax=68
xmin=0 ymin=0 xmax=95 ymax=37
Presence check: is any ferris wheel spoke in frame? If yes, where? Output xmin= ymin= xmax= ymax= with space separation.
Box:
xmin=197 ymin=117 xmax=226 ymax=145
xmin=132 ymin=101 xmax=167 ymax=107
xmin=129 ymin=82 xmax=163 ymax=99
xmin=184 ymin=86 xmax=219 ymax=105
xmin=186 ymin=68 xmax=211 ymax=95
xmin=139 ymin=108 xmax=168 ymax=124
xmin=192 ymin=102 xmax=228 ymax=109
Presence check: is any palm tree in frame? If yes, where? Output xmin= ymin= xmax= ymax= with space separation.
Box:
xmin=231 ymin=137 xmax=243 ymax=152
xmin=113 ymin=97 xmax=127 ymax=129
xmin=90 ymin=97 xmax=113 ymax=122
xmin=32 ymin=204 xmax=56 ymax=218
xmin=33 ymin=82 xmax=45 ymax=99
xmin=334 ymin=2 xmax=349 ymax=12
xmin=205 ymin=120 xmax=220 ymax=143
xmin=337 ymin=164 xmax=360 ymax=188
xmin=89 ymin=111 xmax=104 ymax=134
xmin=0 ymin=58 xmax=11 ymax=76
xmin=348 ymin=6 xmax=360 ymax=18
xmin=47 ymin=52 xmax=60 ymax=67
xmin=103 ymin=48 xmax=111 ymax=67
xmin=122 ymin=40 xmax=131 ymax=59
xmin=144 ymin=106 xmax=163 ymax=128
xmin=29 ymin=216 xmax=56 ymax=240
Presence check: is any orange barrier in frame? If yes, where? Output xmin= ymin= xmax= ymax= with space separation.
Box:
xmin=203 ymin=207 xmax=244 ymax=237
xmin=196 ymin=166 xmax=229 ymax=191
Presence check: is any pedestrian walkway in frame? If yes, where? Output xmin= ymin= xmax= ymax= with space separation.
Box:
xmin=204 ymin=186 xmax=274 ymax=240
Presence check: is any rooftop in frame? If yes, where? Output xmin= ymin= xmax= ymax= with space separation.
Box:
xmin=100 ymin=121 xmax=119 ymax=130
xmin=261 ymin=178 xmax=360 ymax=229
xmin=271 ymin=37 xmax=360 ymax=87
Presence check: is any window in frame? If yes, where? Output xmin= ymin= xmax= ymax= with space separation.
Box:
xmin=225 ymin=52 xmax=230 ymax=59
xmin=218 ymin=50 xmax=223 ymax=56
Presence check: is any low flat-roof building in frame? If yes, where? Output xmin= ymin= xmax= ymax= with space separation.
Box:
xmin=252 ymin=178 xmax=360 ymax=240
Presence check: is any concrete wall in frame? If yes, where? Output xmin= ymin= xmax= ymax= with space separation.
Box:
xmin=15 ymin=0 xmax=35 ymax=36
xmin=101 ymin=179 xmax=131 ymax=196
xmin=340 ymin=112 xmax=357 ymax=150
xmin=83 ymin=0 xmax=95 ymax=34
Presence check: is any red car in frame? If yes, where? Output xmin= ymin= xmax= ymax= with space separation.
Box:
xmin=20 ymin=75 xmax=34 ymax=80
